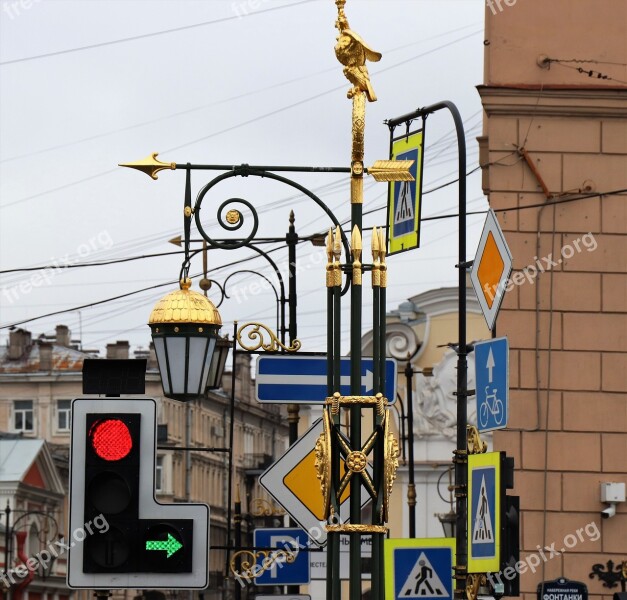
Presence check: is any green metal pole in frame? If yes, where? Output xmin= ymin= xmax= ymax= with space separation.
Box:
xmin=377 ymin=272 xmax=387 ymax=600
xmin=350 ymin=202 xmax=363 ymax=600
xmin=332 ymin=275 xmax=342 ymax=600
xmin=371 ymin=230 xmax=381 ymax=600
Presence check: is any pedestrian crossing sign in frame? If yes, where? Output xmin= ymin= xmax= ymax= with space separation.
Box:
xmin=468 ymin=452 xmax=502 ymax=573
xmin=387 ymin=128 xmax=424 ymax=255
xmin=384 ymin=538 xmax=455 ymax=600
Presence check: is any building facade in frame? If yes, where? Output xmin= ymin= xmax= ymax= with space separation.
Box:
xmin=479 ymin=1 xmax=626 ymax=598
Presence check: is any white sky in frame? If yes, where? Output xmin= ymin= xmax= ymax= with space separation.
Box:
xmin=0 ymin=0 xmax=488 ymax=357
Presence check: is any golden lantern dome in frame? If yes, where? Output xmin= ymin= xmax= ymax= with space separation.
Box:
xmin=148 ymin=278 xmax=224 ymax=400
xmin=148 ymin=278 xmax=222 ymax=326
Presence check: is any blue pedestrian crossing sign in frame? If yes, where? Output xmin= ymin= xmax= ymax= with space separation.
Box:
xmin=387 ymin=129 xmax=424 ymax=255
xmin=384 ymin=538 xmax=455 ymax=600
xmin=474 ymin=337 xmax=509 ymax=432
xmin=467 ymin=452 xmax=501 ymax=573
xmin=253 ymin=528 xmax=310 ymax=586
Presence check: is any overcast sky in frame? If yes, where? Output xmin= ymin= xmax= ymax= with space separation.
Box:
xmin=0 ymin=0 xmax=488 ymax=357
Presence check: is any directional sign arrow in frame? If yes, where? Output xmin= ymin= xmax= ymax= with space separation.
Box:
xmin=146 ymin=533 xmax=183 ymax=558
xmin=486 ymin=348 xmax=495 ymax=383
xmin=255 ymin=356 xmax=397 ymax=404
xmin=258 ymin=370 xmax=374 ymax=391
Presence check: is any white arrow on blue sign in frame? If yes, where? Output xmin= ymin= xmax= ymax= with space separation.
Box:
xmin=255 ymin=355 xmax=397 ymax=404
xmin=474 ymin=337 xmax=508 ymax=432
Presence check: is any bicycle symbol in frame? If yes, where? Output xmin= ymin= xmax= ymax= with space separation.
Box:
xmin=479 ymin=386 xmax=504 ymax=428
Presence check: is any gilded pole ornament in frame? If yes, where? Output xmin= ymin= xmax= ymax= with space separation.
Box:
xmin=314 ymin=408 xmax=333 ymax=520
xmin=334 ymin=0 xmax=381 ymax=206
xmin=382 ymin=409 xmax=400 ymax=522
xmin=351 ymin=224 xmax=362 ymax=286
xmin=467 ymin=424 xmax=488 ymax=454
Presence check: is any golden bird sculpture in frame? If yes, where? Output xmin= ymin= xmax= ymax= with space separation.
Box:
xmin=334 ymin=7 xmax=381 ymax=102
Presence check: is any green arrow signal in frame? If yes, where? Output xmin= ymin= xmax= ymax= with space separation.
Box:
xmin=145 ymin=533 xmax=183 ymax=558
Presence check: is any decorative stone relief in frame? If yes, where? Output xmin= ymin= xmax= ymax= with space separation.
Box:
xmin=413 ymin=350 xmax=478 ymax=440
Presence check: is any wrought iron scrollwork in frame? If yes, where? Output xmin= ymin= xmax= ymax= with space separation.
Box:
xmin=250 ymin=498 xmax=285 ymax=517
xmin=236 ymin=322 xmax=301 ymax=353
xmin=195 ymin=192 xmax=259 ymax=250
xmin=589 ymin=560 xmax=626 ymax=589
xmin=229 ymin=547 xmax=297 ymax=580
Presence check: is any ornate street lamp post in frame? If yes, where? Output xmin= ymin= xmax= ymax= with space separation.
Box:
xmin=120 ymin=3 xmax=411 ymax=597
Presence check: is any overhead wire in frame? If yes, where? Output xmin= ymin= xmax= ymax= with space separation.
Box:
xmin=0 ymin=23 xmax=480 ymax=164
xmin=4 ymin=186 xmax=622 ymax=333
xmin=0 ymin=0 xmax=318 ymax=66
xmin=0 ymin=28 xmax=482 ymax=210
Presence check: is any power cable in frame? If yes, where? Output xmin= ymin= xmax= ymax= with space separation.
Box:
xmin=1 ymin=23 xmax=480 ymax=164
xmin=0 ymin=29 xmax=481 ymax=210
xmin=0 ymin=1 xmax=317 ymax=66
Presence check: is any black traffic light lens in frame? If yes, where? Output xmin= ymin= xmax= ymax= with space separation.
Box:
xmin=88 ymin=471 xmax=132 ymax=514
xmin=89 ymin=418 xmax=133 ymax=461
xmin=86 ymin=526 xmax=131 ymax=569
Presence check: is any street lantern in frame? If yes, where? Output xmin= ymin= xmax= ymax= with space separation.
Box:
xmin=149 ymin=278 xmax=223 ymax=401
xmin=206 ymin=336 xmax=231 ymax=390
xmin=437 ymin=509 xmax=457 ymax=538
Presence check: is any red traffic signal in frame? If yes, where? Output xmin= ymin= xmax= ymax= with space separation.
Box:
xmin=89 ymin=419 xmax=133 ymax=461
xmin=68 ymin=398 xmax=208 ymax=590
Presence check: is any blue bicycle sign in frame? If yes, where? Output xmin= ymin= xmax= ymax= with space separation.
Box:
xmin=474 ymin=338 xmax=509 ymax=432
xmin=479 ymin=386 xmax=504 ymax=429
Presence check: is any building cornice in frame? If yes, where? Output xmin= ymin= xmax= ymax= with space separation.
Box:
xmin=477 ymin=85 xmax=627 ymax=119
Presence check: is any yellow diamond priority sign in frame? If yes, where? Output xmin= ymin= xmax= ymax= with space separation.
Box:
xmin=259 ymin=419 xmax=365 ymax=547
xmin=470 ymin=210 xmax=513 ymax=331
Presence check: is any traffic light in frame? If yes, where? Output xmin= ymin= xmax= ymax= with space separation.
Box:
xmin=67 ymin=398 xmax=208 ymax=590
xmin=500 ymin=454 xmax=519 ymax=596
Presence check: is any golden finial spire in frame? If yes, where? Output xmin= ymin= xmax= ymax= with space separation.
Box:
xmin=333 ymin=226 xmax=343 ymax=287
xmin=371 ymin=226 xmax=381 ymax=288
xmin=326 ymin=228 xmax=335 ymax=288
xmin=378 ymin=228 xmax=387 ymax=288
xmin=351 ymin=225 xmax=362 ymax=286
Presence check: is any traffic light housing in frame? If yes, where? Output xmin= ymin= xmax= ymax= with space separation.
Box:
xmin=500 ymin=455 xmax=519 ymax=596
xmin=68 ymin=398 xmax=208 ymax=589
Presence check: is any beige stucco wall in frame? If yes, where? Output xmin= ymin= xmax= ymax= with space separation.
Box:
xmin=481 ymin=2 xmax=627 ymax=599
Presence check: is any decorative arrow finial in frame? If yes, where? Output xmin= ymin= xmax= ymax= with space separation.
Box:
xmin=119 ymin=152 xmax=175 ymax=180
xmin=368 ymin=159 xmax=415 ymax=182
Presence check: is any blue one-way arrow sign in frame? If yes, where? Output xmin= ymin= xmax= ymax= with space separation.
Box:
xmin=474 ymin=337 xmax=508 ymax=432
xmin=256 ymin=356 xmax=397 ymax=404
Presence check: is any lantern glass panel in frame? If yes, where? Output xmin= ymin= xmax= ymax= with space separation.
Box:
xmin=165 ymin=336 xmax=187 ymax=394
xmin=152 ymin=337 xmax=170 ymax=395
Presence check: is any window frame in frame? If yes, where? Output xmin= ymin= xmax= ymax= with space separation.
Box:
xmin=13 ymin=400 xmax=34 ymax=433
xmin=55 ymin=399 xmax=72 ymax=433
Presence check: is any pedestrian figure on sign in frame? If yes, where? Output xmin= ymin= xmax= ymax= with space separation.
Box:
xmin=478 ymin=486 xmax=489 ymax=540
xmin=413 ymin=559 xmax=435 ymax=596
